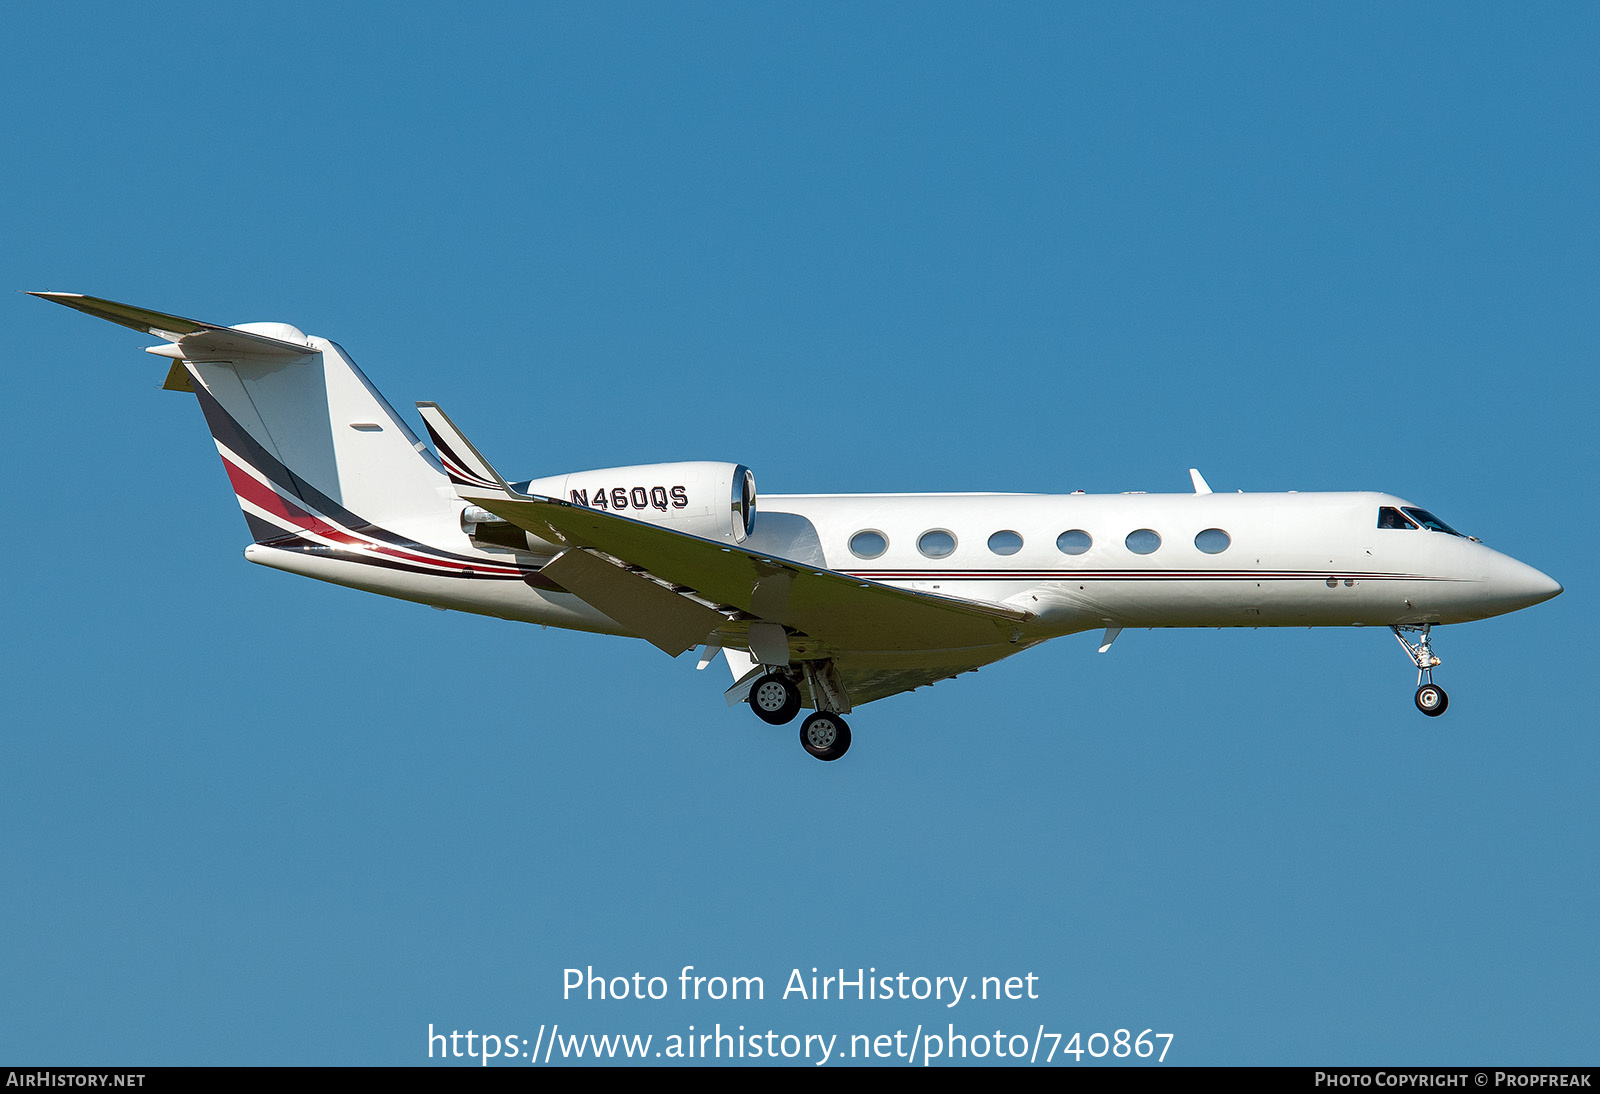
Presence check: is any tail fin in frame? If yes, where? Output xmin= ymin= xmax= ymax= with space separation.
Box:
xmin=32 ymin=292 xmax=451 ymax=545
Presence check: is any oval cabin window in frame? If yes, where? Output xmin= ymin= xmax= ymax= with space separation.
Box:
xmin=987 ymin=530 xmax=1023 ymax=556
xmin=917 ymin=530 xmax=957 ymax=559
xmin=849 ymin=530 xmax=888 ymax=559
xmin=1056 ymin=530 xmax=1092 ymax=555
xmin=1125 ymin=529 xmax=1161 ymax=555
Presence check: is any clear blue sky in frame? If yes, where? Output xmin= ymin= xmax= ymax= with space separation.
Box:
xmin=5 ymin=2 xmax=1594 ymax=1066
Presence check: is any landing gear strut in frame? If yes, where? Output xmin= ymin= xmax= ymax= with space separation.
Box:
xmin=1392 ymin=625 xmax=1448 ymax=717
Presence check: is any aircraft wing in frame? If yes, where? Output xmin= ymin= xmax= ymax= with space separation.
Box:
xmin=805 ymin=643 xmax=1040 ymax=709
xmin=420 ymin=397 xmax=1040 ymax=707
xmin=461 ymin=485 xmax=1032 ymax=654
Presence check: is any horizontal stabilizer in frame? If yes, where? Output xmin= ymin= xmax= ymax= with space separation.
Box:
xmin=29 ymin=292 xmax=314 ymax=361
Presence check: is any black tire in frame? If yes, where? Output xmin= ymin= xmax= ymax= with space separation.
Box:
xmin=1415 ymin=684 xmax=1449 ymax=717
xmin=799 ymin=712 xmax=852 ymax=761
xmin=749 ymin=673 xmax=801 ymax=725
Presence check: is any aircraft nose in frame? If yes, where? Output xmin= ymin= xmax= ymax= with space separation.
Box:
xmin=1484 ymin=553 xmax=1563 ymax=612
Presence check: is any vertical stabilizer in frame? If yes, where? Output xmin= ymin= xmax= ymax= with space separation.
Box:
xmin=187 ymin=341 xmax=452 ymax=545
xmin=32 ymin=293 xmax=453 ymax=545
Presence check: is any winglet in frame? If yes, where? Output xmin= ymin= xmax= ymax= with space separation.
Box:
xmin=1189 ymin=468 xmax=1213 ymax=495
xmin=415 ymin=402 xmax=511 ymax=493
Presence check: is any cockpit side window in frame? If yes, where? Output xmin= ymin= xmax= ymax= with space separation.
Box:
xmin=1401 ymin=507 xmax=1464 ymax=537
xmin=1378 ymin=506 xmax=1419 ymax=530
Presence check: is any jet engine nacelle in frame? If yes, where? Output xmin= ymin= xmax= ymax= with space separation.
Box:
xmin=517 ymin=461 xmax=757 ymax=543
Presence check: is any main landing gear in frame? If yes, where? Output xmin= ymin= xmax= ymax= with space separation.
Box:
xmin=1392 ymin=624 xmax=1448 ymax=717
xmin=746 ymin=664 xmax=853 ymax=761
xmin=749 ymin=672 xmax=801 ymax=725
xmin=799 ymin=711 xmax=851 ymax=762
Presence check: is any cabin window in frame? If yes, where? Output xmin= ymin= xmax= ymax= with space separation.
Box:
xmin=1056 ymin=530 xmax=1092 ymax=555
xmin=1377 ymin=507 xmax=1419 ymax=530
xmin=1194 ymin=528 xmax=1231 ymax=554
xmin=1125 ymin=529 xmax=1161 ymax=555
xmin=987 ymin=530 xmax=1023 ymax=556
xmin=1401 ymin=507 xmax=1464 ymax=537
xmin=849 ymin=530 xmax=888 ymax=559
xmin=917 ymin=530 xmax=957 ymax=559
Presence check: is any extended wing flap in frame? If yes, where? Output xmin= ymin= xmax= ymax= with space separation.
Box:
xmin=539 ymin=547 xmax=726 ymax=656
xmin=458 ymin=487 xmax=1031 ymax=652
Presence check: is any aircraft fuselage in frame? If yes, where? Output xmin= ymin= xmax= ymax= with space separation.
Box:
xmin=247 ymin=487 xmax=1559 ymax=640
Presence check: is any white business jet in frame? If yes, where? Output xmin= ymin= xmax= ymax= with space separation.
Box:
xmin=33 ymin=292 xmax=1562 ymax=762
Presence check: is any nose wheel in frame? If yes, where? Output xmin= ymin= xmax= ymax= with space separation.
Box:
xmin=1414 ymin=683 xmax=1448 ymax=716
xmin=1393 ymin=625 xmax=1448 ymax=717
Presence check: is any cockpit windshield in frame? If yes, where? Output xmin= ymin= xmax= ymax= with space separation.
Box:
xmin=1377 ymin=505 xmax=1465 ymax=536
xmin=1401 ymin=508 xmax=1464 ymax=536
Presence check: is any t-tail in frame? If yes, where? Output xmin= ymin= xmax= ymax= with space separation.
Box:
xmin=31 ymin=292 xmax=458 ymax=552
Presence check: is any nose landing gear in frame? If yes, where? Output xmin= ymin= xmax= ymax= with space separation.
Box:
xmin=1414 ymin=682 xmax=1448 ymax=716
xmin=1393 ymin=625 xmax=1448 ymax=717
